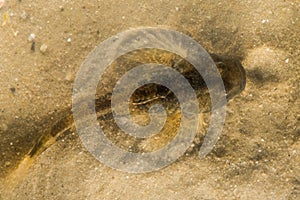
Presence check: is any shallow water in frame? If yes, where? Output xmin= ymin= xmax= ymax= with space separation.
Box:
xmin=0 ymin=0 xmax=299 ymax=199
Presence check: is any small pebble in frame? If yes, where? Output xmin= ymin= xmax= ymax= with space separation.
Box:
xmin=0 ymin=123 xmax=8 ymax=132
xmin=0 ymin=0 xmax=5 ymax=10
xmin=5 ymin=161 xmax=11 ymax=167
xmin=67 ymin=37 xmax=72 ymax=43
xmin=40 ymin=44 xmax=48 ymax=53
xmin=65 ymin=71 xmax=74 ymax=81
xmin=285 ymin=58 xmax=289 ymax=64
xmin=175 ymin=7 xmax=179 ymax=11
xmin=20 ymin=11 xmax=27 ymax=19
xmin=28 ymin=33 xmax=36 ymax=42
xmin=10 ymin=87 xmax=16 ymax=94
xmin=31 ymin=41 xmax=35 ymax=51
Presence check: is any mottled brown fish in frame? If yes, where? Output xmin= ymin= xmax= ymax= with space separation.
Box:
xmin=28 ymin=49 xmax=246 ymax=157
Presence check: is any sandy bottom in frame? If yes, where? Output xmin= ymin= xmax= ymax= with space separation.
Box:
xmin=0 ymin=0 xmax=299 ymax=199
